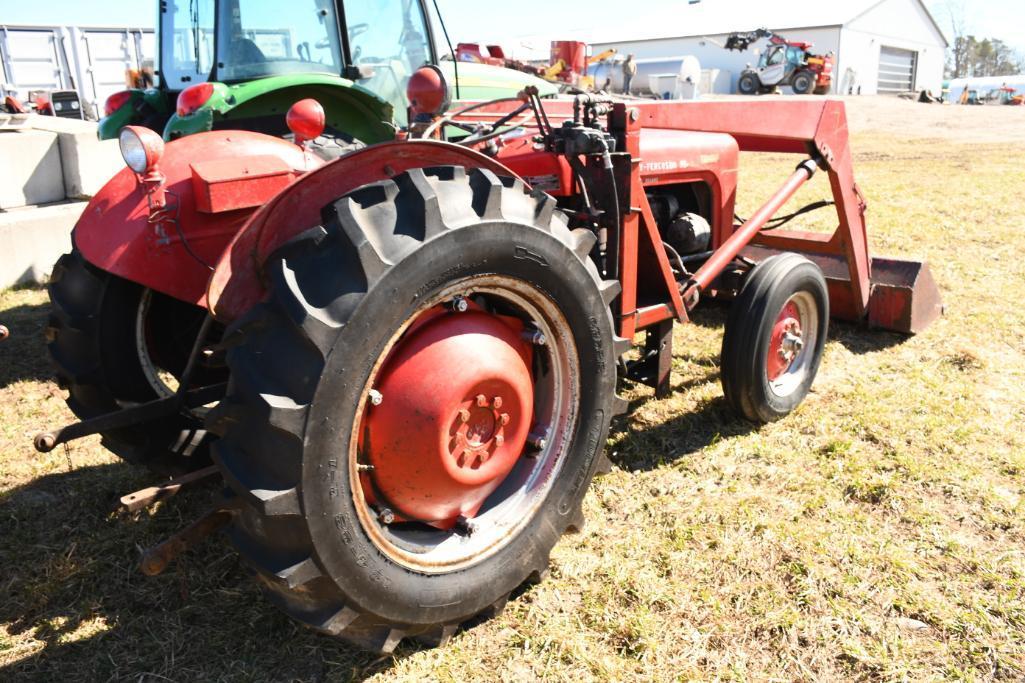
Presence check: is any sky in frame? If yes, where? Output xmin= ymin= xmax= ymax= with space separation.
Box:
xmin=2 ymin=0 xmax=1023 ymax=56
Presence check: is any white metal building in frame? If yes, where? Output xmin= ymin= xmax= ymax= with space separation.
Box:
xmin=589 ymin=0 xmax=948 ymax=95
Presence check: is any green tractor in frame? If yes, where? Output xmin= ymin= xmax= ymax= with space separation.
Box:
xmin=100 ymin=0 xmax=557 ymax=144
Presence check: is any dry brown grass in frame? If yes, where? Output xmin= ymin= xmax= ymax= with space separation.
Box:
xmin=2 ymin=97 xmax=1025 ymax=681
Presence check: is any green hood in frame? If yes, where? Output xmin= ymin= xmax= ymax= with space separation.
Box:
xmin=440 ymin=61 xmax=559 ymax=101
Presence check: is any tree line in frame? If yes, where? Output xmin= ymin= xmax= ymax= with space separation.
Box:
xmin=949 ymin=36 xmax=1024 ymax=79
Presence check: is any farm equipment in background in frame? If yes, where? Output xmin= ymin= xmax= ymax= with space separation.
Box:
xmin=100 ymin=0 xmax=556 ymax=143
xmin=34 ymin=62 xmax=942 ymax=653
xmin=456 ymin=40 xmax=617 ymax=91
xmin=992 ymin=86 xmax=1024 ymax=106
xmin=544 ymin=42 xmax=617 ymax=89
xmin=455 ymin=43 xmax=545 ymax=78
xmin=723 ymin=28 xmax=833 ymax=95
xmin=0 ymin=90 xmax=84 ymax=118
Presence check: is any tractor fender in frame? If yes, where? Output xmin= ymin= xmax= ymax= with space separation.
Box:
xmin=97 ymin=88 xmax=171 ymax=140
xmin=163 ymin=75 xmax=396 ymax=145
xmin=75 ymin=130 xmax=315 ymax=307
xmin=207 ymin=140 xmax=524 ymax=322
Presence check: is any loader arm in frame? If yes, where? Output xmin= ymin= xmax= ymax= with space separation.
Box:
xmin=626 ymin=99 xmax=870 ymax=318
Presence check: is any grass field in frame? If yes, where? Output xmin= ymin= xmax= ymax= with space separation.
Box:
xmin=2 ymin=97 xmax=1024 ymax=681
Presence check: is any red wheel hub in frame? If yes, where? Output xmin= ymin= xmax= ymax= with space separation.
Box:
xmin=363 ymin=311 xmax=534 ymax=526
xmin=766 ymin=301 xmax=804 ymax=381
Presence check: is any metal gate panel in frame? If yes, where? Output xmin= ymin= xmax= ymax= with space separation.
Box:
xmin=78 ymin=30 xmax=140 ymax=114
xmin=877 ymin=46 xmax=916 ymax=93
xmin=0 ymin=28 xmax=70 ymax=94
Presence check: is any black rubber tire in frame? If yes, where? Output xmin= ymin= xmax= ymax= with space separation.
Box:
xmin=47 ymin=248 xmax=222 ymax=475
xmin=791 ymin=70 xmax=816 ymax=95
xmin=207 ymin=166 xmax=622 ymax=653
xmin=738 ymin=72 xmax=761 ymax=95
xmin=720 ymin=253 xmax=828 ymax=424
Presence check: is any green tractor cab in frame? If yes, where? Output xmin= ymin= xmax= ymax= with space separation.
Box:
xmin=99 ymin=0 xmax=557 ymax=142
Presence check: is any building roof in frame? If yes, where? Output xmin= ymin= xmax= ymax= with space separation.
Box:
xmin=588 ymin=0 xmax=947 ymax=47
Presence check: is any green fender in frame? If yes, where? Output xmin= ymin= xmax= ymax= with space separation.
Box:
xmin=96 ymin=88 xmax=172 ymax=141
xmin=162 ymin=74 xmax=396 ymax=143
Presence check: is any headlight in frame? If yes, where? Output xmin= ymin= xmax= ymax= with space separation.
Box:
xmin=118 ymin=126 xmax=164 ymax=175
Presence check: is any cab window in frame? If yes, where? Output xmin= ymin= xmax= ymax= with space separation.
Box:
xmin=216 ymin=0 xmax=344 ymax=81
xmin=344 ymin=0 xmax=433 ymax=124
xmin=160 ymin=0 xmax=216 ymax=88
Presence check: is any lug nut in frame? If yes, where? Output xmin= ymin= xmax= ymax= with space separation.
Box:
xmin=451 ymin=296 xmax=469 ymax=313
xmin=495 ymin=434 xmax=504 ymax=445
xmin=499 ymin=413 xmax=510 ymax=425
xmin=476 ymin=394 xmax=488 ymax=407
xmin=378 ymin=508 xmax=395 ymax=525
xmin=459 ymin=408 xmax=471 ymax=423
xmin=455 ymin=515 xmax=476 ymax=536
xmin=523 ymin=329 xmax=546 ymax=346
xmin=492 ymin=396 xmax=503 ymax=409
xmin=527 ymin=429 xmax=549 ymax=450
xmin=368 ymin=389 xmax=383 ymax=406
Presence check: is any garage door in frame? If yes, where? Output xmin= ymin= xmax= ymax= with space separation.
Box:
xmin=877 ymin=46 xmax=917 ymax=93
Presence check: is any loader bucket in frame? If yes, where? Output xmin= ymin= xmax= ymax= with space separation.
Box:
xmin=865 ymin=257 xmax=944 ymax=334
xmin=815 ymin=254 xmax=943 ymax=334
xmin=744 ymin=247 xmax=944 ymax=335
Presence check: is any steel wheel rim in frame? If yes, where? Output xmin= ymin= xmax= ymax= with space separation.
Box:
xmin=135 ymin=289 xmax=178 ymax=399
xmin=766 ymin=290 xmax=818 ymax=398
xmin=348 ymin=275 xmax=580 ymax=573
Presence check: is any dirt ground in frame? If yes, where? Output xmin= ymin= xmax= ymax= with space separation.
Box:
xmin=2 ymin=96 xmax=1025 ymax=681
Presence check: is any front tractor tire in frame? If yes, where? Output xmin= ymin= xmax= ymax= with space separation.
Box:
xmin=720 ymin=253 xmax=829 ymax=423
xmin=47 ymin=249 xmax=223 ymax=474
xmin=738 ymin=71 xmax=761 ymax=95
xmin=208 ymin=167 xmax=620 ymax=652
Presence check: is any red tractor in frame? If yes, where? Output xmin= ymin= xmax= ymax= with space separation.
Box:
xmin=36 ymin=68 xmax=941 ymax=652
xmin=725 ymin=28 xmax=834 ymax=95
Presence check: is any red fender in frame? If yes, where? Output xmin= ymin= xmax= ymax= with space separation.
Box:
xmin=75 ymin=131 xmax=314 ymax=307
xmin=207 ymin=140 xmax=522 ymax=321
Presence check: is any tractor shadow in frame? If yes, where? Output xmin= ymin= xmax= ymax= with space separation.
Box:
xmin=0 ymin=464 xmax=396 ymax=681
xmin=0 ymin=297 xmax=54 ymax=387
xmin=608 ymin=393 xmax=757 ymax=473
xmin=688 ymin=299 xmax=908 ymax=355
xmin=607 ymin=302 xmax=910 ymax=473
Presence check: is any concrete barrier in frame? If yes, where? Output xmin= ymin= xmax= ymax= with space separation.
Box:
xmin=0 ymin=114 xmax=119 ymax=289
xmin=0 ymin=201 xmax=85 ymax=287
xmin=0 ymin=129 xmax=66 ymax=209
xmin=5 ymin=114 xmax=123 ymax=200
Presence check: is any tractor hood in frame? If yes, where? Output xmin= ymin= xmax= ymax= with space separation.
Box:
xmin=163 ymin=73 xmax=396 ymax=144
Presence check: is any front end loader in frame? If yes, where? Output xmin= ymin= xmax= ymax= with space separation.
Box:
xmin=35 ymin=68 xmax=942 ymax=652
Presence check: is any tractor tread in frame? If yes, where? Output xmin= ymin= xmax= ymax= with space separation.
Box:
xmin=212 ymin=165 xmax=618 ymax=653
xmin=46 ymin=248 xmax=216 ymax=474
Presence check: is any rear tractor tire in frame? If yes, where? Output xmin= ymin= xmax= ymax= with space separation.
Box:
xmin=47 ymin=249 xmax=225 ymax=474
xmin=791 ymin=70 xmax=816 ymax=95
xmin=720 ymin=253 xmax=828 ymax=423
xmin=208 ymin=166 xmax=621 ymax=652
